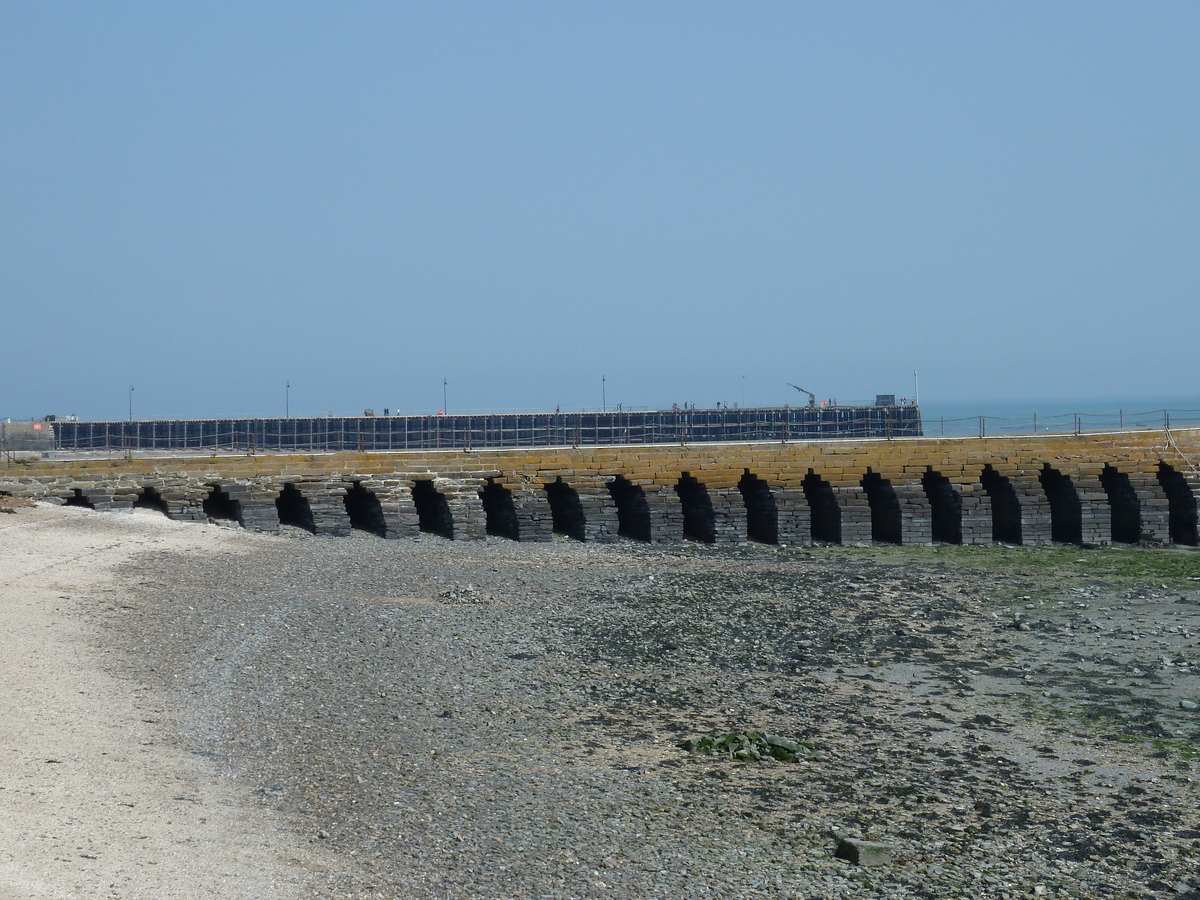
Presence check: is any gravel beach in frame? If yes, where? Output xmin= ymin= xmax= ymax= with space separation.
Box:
xmin=4 ymin=505 xmax=1200 ymax=898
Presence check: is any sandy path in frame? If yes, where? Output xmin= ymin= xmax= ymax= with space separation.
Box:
xmin=0 ymin=505 xmax=328 ymax=900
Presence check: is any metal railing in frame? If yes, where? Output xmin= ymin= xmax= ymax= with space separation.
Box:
xmin=927 ymin=406 xmax=1200 ymax=438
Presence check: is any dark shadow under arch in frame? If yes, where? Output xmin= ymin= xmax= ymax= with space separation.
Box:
xmin=344 ymin=481 xmax=387 ymax=537
xmin=411 ymin=480 xmax=453 ymax=538
xmin=134 ymin=486 xmax=170 ymax=516
xmin=63 ymin=488 xmax=96 ymax=510
xmin=544 ymin=477 xmax=585 ymax=541
xmin=861 ymin=470 xmax=902 ymax=545
xmin=1157 ymin=462 xmax=1198 ymax=546
xmin=675 ymin=473 xmax=716 ymax=543
xmin=980 ymin=465 xmax=1022 ymax=544
xmin=275 ymin=483 xmax=316 ymax=533
xmin=921 ymin=468 xmax=962 ymax=544
xmin=1099 ymin=465 xmax=1141 ymax=544
xmin=802 ymin=469 xmax=841 ymax=544
xmin=203 ymin=484 xmax=243 ymax=525
xmin=607 ymin=475 xmax=651 ymax=542
xmin=480 ymin=478 xmax=520 ymax=540
xmin=1038 ymin=465 xmax=1082 ymax=545
xmin=738 ymin=470 xmax=778 ymax=544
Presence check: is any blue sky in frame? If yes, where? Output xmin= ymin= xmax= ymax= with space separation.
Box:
xmin=2 ymin=2 xmax=1197 ymax=420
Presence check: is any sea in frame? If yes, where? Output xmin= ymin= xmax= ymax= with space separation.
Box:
xmin=916 ymin=393 xmax=1200 ymax=438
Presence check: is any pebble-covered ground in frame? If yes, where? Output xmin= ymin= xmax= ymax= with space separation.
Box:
xmin=95 ymin=530 xmax=1200 ymax=899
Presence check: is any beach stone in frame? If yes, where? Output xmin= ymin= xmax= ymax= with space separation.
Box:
xmin=834 ymin=837 xmax=892 ymax=866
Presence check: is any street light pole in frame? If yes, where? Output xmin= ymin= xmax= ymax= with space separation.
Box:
xmin=602 ymin=375 xmax=606 ymax=412
xmin=286 ymin=381 xmax=290 ymax=418
xmin=442 ymin=379 xmax=448 ymax=414
xmin=128 ymin=385 xmax=134 ymax=422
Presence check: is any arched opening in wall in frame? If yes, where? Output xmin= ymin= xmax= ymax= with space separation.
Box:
xmin=480 ymin=478 xmax=520 ymax=540
xmin=607 ymin=475 xmax=651 ymax=542
xmin=411 ymin=480 xmax=454 ymax=539
xmin=63 ymin=488 xmax=95 ymax=509
xmin=1157 ymin=462 xmax=1198 ymax=545
xmin=1038 ymin=465 xmax=1082 ymax=545
xmin=134 ymin=486 xmax=170 ymax=516
xmin=275 ymin=483 xmax=316 ymax=534
xmin=203 ymin=484 xmax=242 ymax=525
xmin=1098 ymin=465 xmax=1141 ymax=544
xmin=980 ymin=465 xmax=1022 ymax=544
xmin=344 ymin=481 xmax=387 ymax=537
xmin=921 ymin=469 xmax=962 ymax=544
xmin=738 ymin=470 xmax=778 ymax=544
xmin=544 ymin=477 xmax=585 ymax=541
xmin=675 ymin=473 xmax=716 ymax=544
xmin=861 ymin=470 xmax=902 ymax=544
xmin=802 ymin=470 xmax=841 ymax=544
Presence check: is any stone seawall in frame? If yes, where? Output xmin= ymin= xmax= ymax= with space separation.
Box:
xmin=3 ymin=429 xmax=1199 ymax=547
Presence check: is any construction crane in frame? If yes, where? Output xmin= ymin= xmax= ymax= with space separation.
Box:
xmin=787 ymin=383 xmax=816 ymax=408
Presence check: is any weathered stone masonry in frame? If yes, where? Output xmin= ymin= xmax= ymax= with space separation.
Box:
xmin=3 ymin=429 xmax=1199 ymax=547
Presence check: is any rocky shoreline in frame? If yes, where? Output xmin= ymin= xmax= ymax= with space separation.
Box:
xmin=94 ymin=526 xmax=1200 ymax=899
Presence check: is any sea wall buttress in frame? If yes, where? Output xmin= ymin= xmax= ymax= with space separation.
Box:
xmin=2 ymin=429 xmax=1198 ymax=548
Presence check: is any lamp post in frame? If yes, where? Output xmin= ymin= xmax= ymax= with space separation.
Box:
xmin=286 ymin=381 xmax=290 ymax=418
xmin=602 ymin=375 xmax=606 ymax=412
xmin=128 ymin=385 xmax=134 ymax=422
xmin=442 ymin=379 xmax=448 ymax=415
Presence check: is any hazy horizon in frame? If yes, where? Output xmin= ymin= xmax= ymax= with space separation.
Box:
xmin=13 ymin=391 xmax=1200 ymax=424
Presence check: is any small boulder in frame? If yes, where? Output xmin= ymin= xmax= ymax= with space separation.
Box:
xmin=835 ymin=837 xmax=893 ymax=867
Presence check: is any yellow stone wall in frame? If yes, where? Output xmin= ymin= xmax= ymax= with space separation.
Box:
xmin=4 ymin=428 xmax=1197 ymax=490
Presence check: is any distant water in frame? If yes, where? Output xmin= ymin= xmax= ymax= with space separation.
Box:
xmin=917 ymin=394 xmax=1200 ymax=437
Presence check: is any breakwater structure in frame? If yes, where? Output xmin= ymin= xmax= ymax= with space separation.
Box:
xmin=16 ymin=404 xmax=923 ymax=453
xmin=1 ymin=422 xmax=1198 ymax=548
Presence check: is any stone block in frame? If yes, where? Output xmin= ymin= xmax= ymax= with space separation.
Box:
xmin=835 ymin=837 xmax=893 ymax=867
